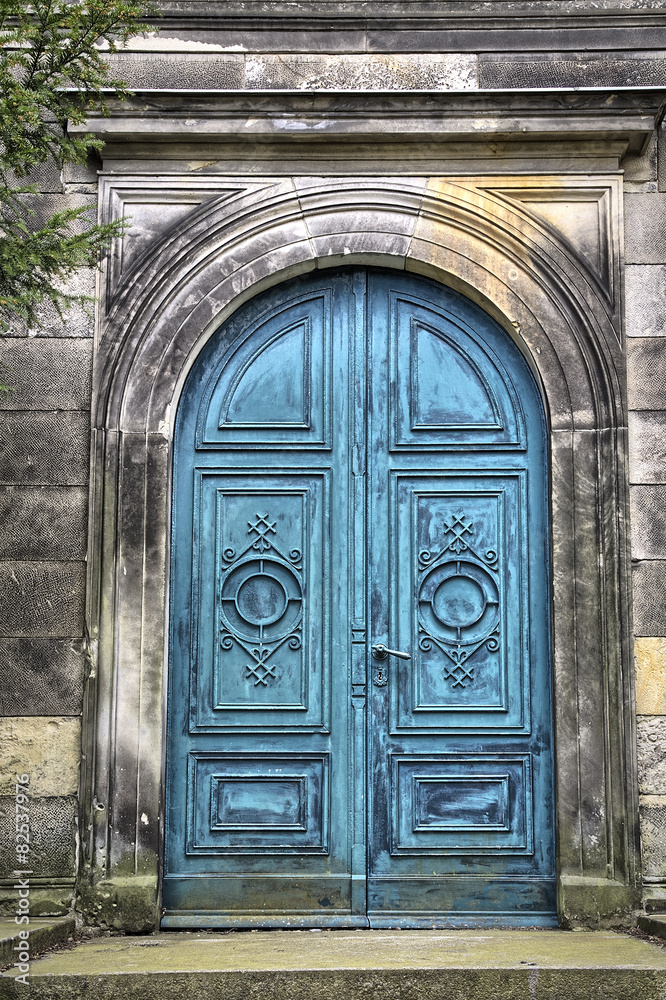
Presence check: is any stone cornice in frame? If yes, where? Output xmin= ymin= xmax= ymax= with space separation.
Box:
xmin=149 ymin=0 xmax=666 ymax=20
xmin=72 ymin=88 xmax=666 ymax=155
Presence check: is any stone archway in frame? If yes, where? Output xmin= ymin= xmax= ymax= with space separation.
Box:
xmin=80 ymin=175 xmax=638 ymax=931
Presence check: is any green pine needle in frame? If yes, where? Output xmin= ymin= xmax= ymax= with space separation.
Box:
xmin=0 ymin=0 xmax=152 ymax=329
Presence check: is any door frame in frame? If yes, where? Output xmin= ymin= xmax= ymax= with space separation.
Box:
xmin=81 ymin=174 xmax=639 ymax=931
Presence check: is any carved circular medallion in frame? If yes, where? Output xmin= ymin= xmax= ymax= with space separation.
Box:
xmin=220 ymin=558 xmax=302 ymax=641
xmin=235 ymin=574 xmax=288 ymax=626
xmin=419 ymin=559 xmax=499 ymax=645
xmin=432 ymin=575 xmax=486 ymax=628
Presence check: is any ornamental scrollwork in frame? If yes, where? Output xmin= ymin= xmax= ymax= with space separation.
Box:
xmin=219 ymin=513 xmax=302 ymax=686
xmin=418 ymin=513 xmax=500 ymax=688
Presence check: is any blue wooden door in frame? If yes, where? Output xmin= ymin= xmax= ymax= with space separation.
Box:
xmin=163 ymin=268 xmax=555 ymax=927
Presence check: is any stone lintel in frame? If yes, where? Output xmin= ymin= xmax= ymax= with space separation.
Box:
xmin=70 ymin=89 xmax=666 ymax=158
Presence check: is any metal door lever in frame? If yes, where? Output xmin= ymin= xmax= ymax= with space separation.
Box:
xmin=371 ymin=643 xmax=411 ymax=661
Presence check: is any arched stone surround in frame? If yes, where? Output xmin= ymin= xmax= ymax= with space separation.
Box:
xmin=80 ymin=175 xmax=638 ymax=930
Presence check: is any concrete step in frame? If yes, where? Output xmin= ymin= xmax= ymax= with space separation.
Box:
xmin=0 ymin=916 xmax=75 ymax=970
xmin=1 ymin=928 xmax=666 ymax=999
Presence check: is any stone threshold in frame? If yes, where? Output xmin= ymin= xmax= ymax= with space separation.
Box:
xmin=1 ymin=928 xmax=666 ymax=999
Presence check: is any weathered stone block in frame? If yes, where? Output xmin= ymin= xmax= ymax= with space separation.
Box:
xmin=0 ymin=884 xmax=73 ymax=917
xmin=62 ymin=156 xmax=99 ymax=186
xmin=0 ymin=716 xmax=80 ymax=796
xmin=16 ymin=193 xmax=96 ymax=231
xmin=640 ymin=794 xmax=666 ymax=880
xmin=631 ymin=486 xmax=666 ymax=561
xmin=628 ymin=339 xmax=666 ymax=410
xmin=7 ymin=158 xmax=62 ymax=193
xmin=6 ymin=268 xmax=97 ymax=338
xmin=637 ymin=717 xmax=666 ymax=795
xmin=623 ymin=132 xmax=658 ymax=185
xmin=479 ymin=53 xmax=666 ymax=90
xmin=0 ymin=638 xmax=86 ymax=716
xmin=625 ymin=265 xmax=666 ymax=338
xmin=628 ymin=412 xmax=666 ymax=484
xmin=0 ymin=795 xmax=77 ymax=878
xmin=635 ymin=638 xmax=666 ymax=714
xmin=0 ymin=412 xmax=90 ymax=485
xmin=78 ymin=875 xmax=158 ymax=933
xmin=0 ymin=486 xmax=87 ymax=560
xmin=0 ymin=340 xmax=92 ymax=410
xmin=107 ymin=51 xmax=244 ymax=89
xmin=624 ymin=194 xmax=666 ymax=264
xmin=244 ymin=53 xmax=478 ymax=90
xmin=633 ymin=562 xmax=666 ymax=636
xmin=0 ymin=561 xmax=85 ymax=637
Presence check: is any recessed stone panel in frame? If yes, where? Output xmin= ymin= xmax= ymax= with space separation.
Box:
xmin=0 ymin=487 xmax=88 ymax=560
xmin=0 ymin=412 xmax=90 ymax=485
xmin=0 ymin=716 xmax=80 ymax=796
xmin=108 ymin=52 xmax=244 ymax=89
xmin=0 ymin=562 xmax=85 ymax=637
xmin=0 ymin=638 xmax=86 ymax=717
xmin=630 ymin=486 xmax=666 ymax=561
xmin=628 ymin=340 xmax=666 ymax=411
xmin=633 ymin=563 xmax=666 ymax=637
xmin=0 ymin=795 xmax=76 ymax=878
xmin=0 ymin=340 xmax=92 ymax=411
xmin=629 ymin=412 xmax=666 ymax=485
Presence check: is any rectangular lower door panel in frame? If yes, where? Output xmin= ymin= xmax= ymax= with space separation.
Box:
xmin=162 ymin=875 xmax=359 ymax=927
xmin=391 ymin=754 xmax=532 ymax=854
xmin=187 ymin=753 xmax=329 ymax=853
xmin=367 ymin=877 xmax=557 ymax=926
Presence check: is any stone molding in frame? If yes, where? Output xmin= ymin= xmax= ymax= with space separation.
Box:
xmin=74 ymin=90 xmax=664 ymax=157
xmin=82 ymin=172 xmax=638 ymax=929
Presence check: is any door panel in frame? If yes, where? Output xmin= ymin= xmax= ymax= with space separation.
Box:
xmin=389 ymin=291 xmax=525 ymax=449
xmin=193 ymin=470 xmax=329 ymax=730
xmin=199 ymin=289 xmax=333 ymax=448
xmin=163 ymin=268 xmax=555 ymax=928
xmin=164 ymin=275 xmax=355 ymax=923
xmin=393 ymin=472 xmax=528 ymax=730
xmin=367 ymin=271 xmax=554 ymax=925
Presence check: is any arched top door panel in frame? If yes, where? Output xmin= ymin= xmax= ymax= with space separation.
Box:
xmin=387 ymin=291 xmax=526 ymax=449
xmin=196 ymin=288 xmax=332 ymax=449
xmin=193 ymin=276 xmax=527 ymax=452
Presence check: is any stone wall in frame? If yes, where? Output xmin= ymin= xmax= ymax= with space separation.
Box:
xmin=0 ymin=160 xmax=97 ymax=915
xmin=627 ymin=122 xmax=666 ymax=909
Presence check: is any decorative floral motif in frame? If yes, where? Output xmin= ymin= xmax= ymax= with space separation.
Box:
xmin=419 ymin=513 xmax=497 ymax=571
xmin=418 ymin=512 xmax=500 ymax=688
xmin=219 ymin=513 xmax=302 ymax=686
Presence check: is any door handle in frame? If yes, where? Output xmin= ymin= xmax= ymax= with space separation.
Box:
xmin=371 ymin=643 xmax=411 ymax=661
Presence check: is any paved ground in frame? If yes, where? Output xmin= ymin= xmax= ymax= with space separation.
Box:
xmin=2 ymin=928 xmax=666 ymax=998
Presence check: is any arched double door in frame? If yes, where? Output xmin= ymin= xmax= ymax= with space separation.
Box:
xmin=163 ymin=268 xmax=555 ymax=928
